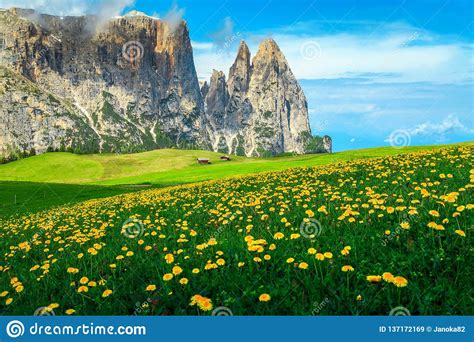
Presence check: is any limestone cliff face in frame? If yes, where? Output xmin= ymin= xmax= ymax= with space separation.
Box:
xmin=204 ymin=40 xmax=312 ymax=156
xmin=0 ymin=8 xmax=204 ymax=155
xmin=0 ymin=8 xmax=325 ymax=158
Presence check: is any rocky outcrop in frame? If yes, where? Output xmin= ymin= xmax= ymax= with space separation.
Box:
xmin=204 ymin=39 xmax=312 ymax=156
xmin=0 ymin=8 xmax=326 ymax=158
xmin=322 ymin=135 xmax=332 ymax=153
xmin=0 ymin=65 xmax=100 ymax=156
xmin=0 ymin=8 xmax=204 ymax=155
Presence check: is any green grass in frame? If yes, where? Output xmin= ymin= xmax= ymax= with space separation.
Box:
xmin=1 ymin=142 xmax=472 ymax=218
xmin=1 ymin=143 xmax=471 ymax=186
xmin=1 ymin=145 xmax=472 ymax=315
xmin=0 ymin=182 xmax=153 ymax=218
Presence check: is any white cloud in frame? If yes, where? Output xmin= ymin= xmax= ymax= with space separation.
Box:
xmin=192 ymin=22 xmax=472 ymax=84
xmin=163 ymin=2 xmax=185 ymax=33
xmin=191 ymin=41 xmax=213 ymax=50
xmin=1 ymin=0 xmax=134 ymax=17
xmin=407 ymin=114 xmax=474 ymax=137
xmin=210 ymin=16 xmax=242 ymax=54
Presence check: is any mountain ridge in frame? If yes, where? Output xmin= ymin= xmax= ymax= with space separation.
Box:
xmin=0 ymin=8 xmax=330 ymax=159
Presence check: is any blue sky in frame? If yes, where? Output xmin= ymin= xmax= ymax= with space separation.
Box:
xmin=3 ymin=0 xmax=473 ymax=151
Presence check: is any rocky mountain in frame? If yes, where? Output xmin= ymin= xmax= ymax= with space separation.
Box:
xmin=204 ymin=40 xmax=313 ymax=156
xmin=0 ymin=8 xmax=330 ymax=159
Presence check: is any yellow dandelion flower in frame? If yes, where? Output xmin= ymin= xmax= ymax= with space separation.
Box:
xmin=341 ymin=265 xmax=354 ymax=272
xmin=392 ymin=276 xmax=408 ymax=287
xmin=172 ymin=266 xmax=183 ymax=275
xmin=165 ymin=253 xmax=174 ymax=264
xmin=273 ymin=232 xmax=284 ymax=240
xmin=298 ymin=262 xmax=308 ymax=269
xmin=400 ymin=222 xmax=410 ymax=229
xmin=382 ymin=272 xmax=394 ymax=283
xmin=259 ymin=293 xmax=271 ymax=302
xmin=77 ymin=286 xmax=88 ymax=293
xmin=67 ymin=267 xmax=79 ymax=274
xmin=366 ymin=275 xmax=382 ymax=283
xmin=323 ymin=252 xmax=333 ymax=259
xmin=163 ymin=273 xmax=173 ymax=281
xmin=146 ymin=284 xmax=156 ymax=291
xmin=102 ymin=289 xmax=113 ymax=298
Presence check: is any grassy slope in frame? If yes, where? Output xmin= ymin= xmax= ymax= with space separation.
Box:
xmin=2 ymin=143 xmax=471 ymax=186
xmin=0 ymin=182 xmax=146 ymax=218
xmin=0 ymin=142 xmax=471 ymax=217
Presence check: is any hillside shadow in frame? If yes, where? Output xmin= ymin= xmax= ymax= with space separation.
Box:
xmin=0 ymin=181 xmax=157 ymax=219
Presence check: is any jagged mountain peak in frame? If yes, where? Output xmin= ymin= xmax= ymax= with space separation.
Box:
xmin=254 ymin=38 xmax=286 ymax=63
xmin=211 ymin=69 xmax=226 ymax=78
xmin=228 ymin=40 xmax=251 ymax=95
xmin=236 ymin=40 xmax=251 ymax=58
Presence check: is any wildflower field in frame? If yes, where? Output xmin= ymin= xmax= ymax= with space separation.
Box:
xmin=0 ymin=146 xmax=472 ymax=315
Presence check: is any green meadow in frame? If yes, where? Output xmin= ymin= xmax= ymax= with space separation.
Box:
xmin=0 ymin=143 xmax=472 ymax=217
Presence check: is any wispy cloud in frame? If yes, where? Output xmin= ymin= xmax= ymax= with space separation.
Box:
xmin=163 ymin=2 xmax=185 ymax=32
xmin=1 ymin=0 xmax=134 ymax=17
xmin=192 ymin=21 xmax=472 ymax=84
xmin=407 ymin=114 xmax=474 ymax=137
xmin=209 ymin=16 xmax=242 ymax=55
